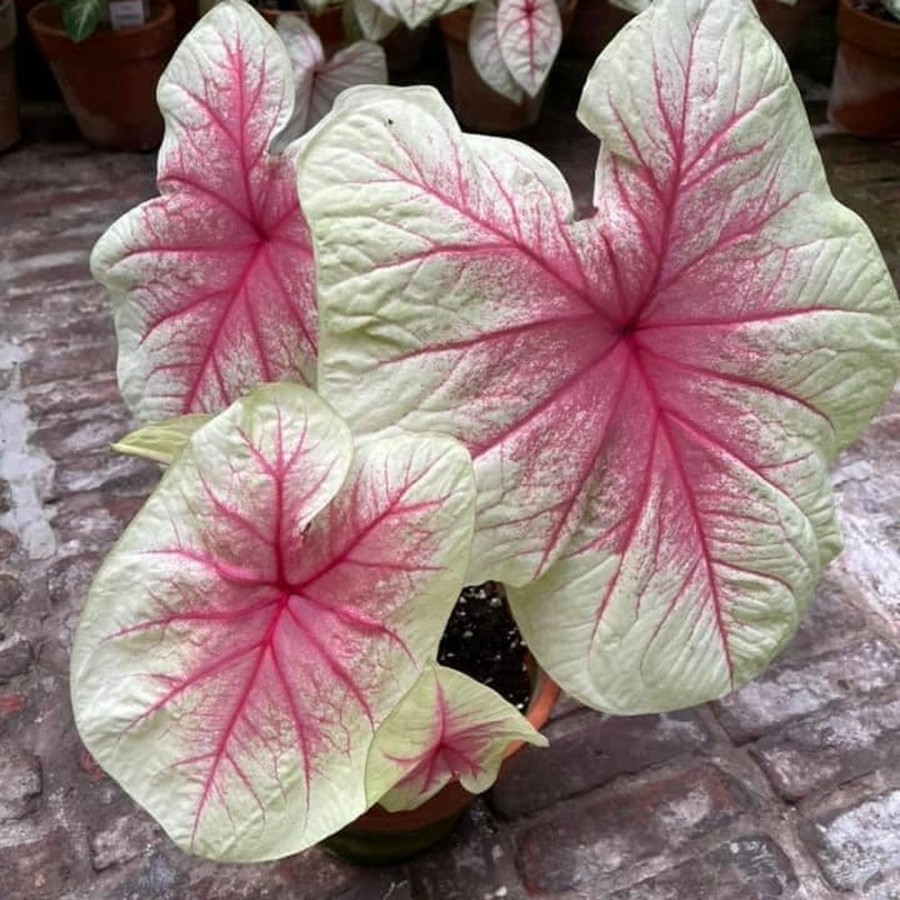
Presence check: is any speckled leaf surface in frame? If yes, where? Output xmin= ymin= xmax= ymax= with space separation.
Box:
xmin=365 ymin=664 xmax=547 ymax=811
xmin=91 ymin=1 xmax=317 ymax=423
xmin=298 ymin=0 xmax=899 ymax=714
xmin=71 ymin=384 xmax=476 ymax=861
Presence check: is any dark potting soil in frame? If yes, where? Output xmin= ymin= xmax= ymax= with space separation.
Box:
xmin=854 ymin=0 xmax=900 ymax=22
xmin=436 ymin=581 xmax=532 ymax=711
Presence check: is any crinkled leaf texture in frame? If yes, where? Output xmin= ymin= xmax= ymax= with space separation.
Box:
xmin=277 ymin=14 xmax=387 ymax=141
xmin=71 ymin=383 xmax=476 ymax=861
xmin=91 ymin=0 xmax=317 ymax=423
xmin=365 ymin=663 xmax=547 ymax=811
xmin=298 ymin=0 xmax=900 ymax=714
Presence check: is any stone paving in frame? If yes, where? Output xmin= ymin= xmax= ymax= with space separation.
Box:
xmin=1 ymin=52 xmax=899 ymax=900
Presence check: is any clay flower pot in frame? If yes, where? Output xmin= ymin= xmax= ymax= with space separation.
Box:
xmin=440 ymin=0 xmax=577 ymax=134
xmin=828 ymin=0 xmax=900 ymax=139
xmin=27 ymin=0 xmax=177 ymax=150
xmin=0 ymin=0 xmax=19 ymax=151
xmin=322 ymin=664 xmax=561 ymax=863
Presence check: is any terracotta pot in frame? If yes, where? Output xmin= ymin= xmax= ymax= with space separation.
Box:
xmin=322 ymin=664 xmax=561 ymax=863
xmin=828 ymin=0 xmax=900 ymax=139
xmin=561 ymin=0 xmax=633 ymax=59
xmin=262 ymin=6 xmax=347 ymax=54
xmin=440 ymin=0 xmax=578 ymax=134
xmin=1 ymin=0 xmax=19 ymax=151
xmin=27 ymin=0 xmax=177 ymax=150
xmin=755 ymin=0 xmax=830 ymax=61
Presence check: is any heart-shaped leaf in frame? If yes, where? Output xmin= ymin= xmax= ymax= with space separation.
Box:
xmin=351 ymin=0 xmax=400 ymax=41
xmin=91 ymin=0 xmax=317 ymax=423
xmin=469 ymin=0 xmax=525 ymax=104
xmin=495 ymin=0 xmax=562 ymax=97
xmin=71 ymin=383 xmax=476 ymax=861
xmin=365 ymin=663 xmax=547 ymax=811
xmin=298 ymin=0 xmax=899 ymax=714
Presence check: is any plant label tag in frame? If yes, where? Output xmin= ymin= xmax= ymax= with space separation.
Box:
xmin=109 ymin=0 xmax=148 ymax=29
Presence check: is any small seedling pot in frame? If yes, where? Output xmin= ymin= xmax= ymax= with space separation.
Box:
xmin=28 ymin=0 xmax=177 ymax=150
xmin=322 ymin=664 xmax=560 ymax=864
xmin=828 ymin=0 xmax=900 ymax=139
xmin=439 ymin=0 xmax=577 ymax=134
xmin=0 ymin=0 xmax=19 ymax=151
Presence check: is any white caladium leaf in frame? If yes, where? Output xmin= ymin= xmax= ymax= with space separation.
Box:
xmin=365 ymin=664 xmax=547 ymax=811
xmin=495 ymin=0 xmax=562 ymax=97
xmin=351 ymin=0 xmax=399 ymax=42
xmin=279 ymin=15 xmax=388 ymax=140
xmin=111 ymin=414 xmax=212 ymax=465
xmin=390 ymin=0 xmax=451 ymax=28
xmin=71 ymin=383 xmax=476 ymax=861
xmin=299 ymin=0 xmax=899 ymax=715
xmin=469 ymin=0 xmax=525 ymax=104
xmin=90 ymin=0 xmax=317 ymax=423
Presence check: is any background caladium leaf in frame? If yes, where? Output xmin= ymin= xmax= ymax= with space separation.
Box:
xmin=91 ymin=0 xmax=317 ymax=423
xmin=71 ymin=383 xmax=476 ymax=861
xmin=365 ymin=663 xmax=547 ymax=811
xmin=495 ymin=0 xmax=562 ymax=97
xmin=298 ymin=0 xmax=899 ymax=714
xmin=277 ymin=15 xmax=388 ymax=141
xmin=469 ymin=0 xmax=525 ymax=104
xmin=111 ymin=414 xmax=212 ymax=465
xmin=351 ymin=0 xmax=400 ymax=42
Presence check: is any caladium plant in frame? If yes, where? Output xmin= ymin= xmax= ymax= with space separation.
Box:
xmin=74 ymin=0 xmax=899 ymax=867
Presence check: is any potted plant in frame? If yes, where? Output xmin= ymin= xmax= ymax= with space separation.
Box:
xmin=1 ymin=0 xmax=19 ymax=150
xmin=828 ymin=0 xmax=900 ymax=139
xmin=73 ymin=0 xmax=899 ymax=868
xmin=27 ymin=0 xmax=178 ymax=149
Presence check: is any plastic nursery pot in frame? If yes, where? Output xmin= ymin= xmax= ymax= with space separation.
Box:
xmin=827 ymin=0 xmax=900 ymax=139
xmin=27 ymin=0 xmax=177 ymax=151
xmin=0 ymin=0 xmax=19 ymax=151
xmin=439 ymin=0 xmax=577 ymax=134
xmin=321 ymin=665 xmax=561 ymax=865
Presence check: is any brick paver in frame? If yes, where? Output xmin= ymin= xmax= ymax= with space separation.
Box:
xmin=1 ymin=57 xmax=898 ymax=900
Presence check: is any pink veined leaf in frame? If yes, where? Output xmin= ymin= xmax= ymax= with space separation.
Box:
xmin=298 ymin=0 xmax=900 ymax=714
xmin=365 ymin=664 xmax=547 ymax=811
xmin=90 ymin=0 xmax=317 ymax=423
xmin=495 ymin=0 xmax=562 ymax=97
xmin=469 ymin=0 xmax=525 ymax=104
xmin=70 ymin=383 xmax=476 ymax=861
xmin=278 ymin=15 xmax=387 ymax=139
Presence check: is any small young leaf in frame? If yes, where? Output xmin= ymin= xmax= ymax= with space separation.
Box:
xmin=351 ymin=0 xmax=399 ymax=41
xmin=365 ymin=664 xmax=547 ymax=811
xmin=111 ymin=414 xmax=212 ymax=465
xmin=469 ymin=0 xmax=524 ymax=104
xmin=495 ymin=0 xmax=562 ymax=97
xmin=61 ymin=0 xmax=102 ymax=41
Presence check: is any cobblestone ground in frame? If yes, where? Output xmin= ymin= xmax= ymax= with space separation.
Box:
xmin=1 ymin=51 xmax=899 ymax=900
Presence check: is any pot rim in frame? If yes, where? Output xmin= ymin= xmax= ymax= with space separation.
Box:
xmin=837 ymin=0 xmax=900 ymax=59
